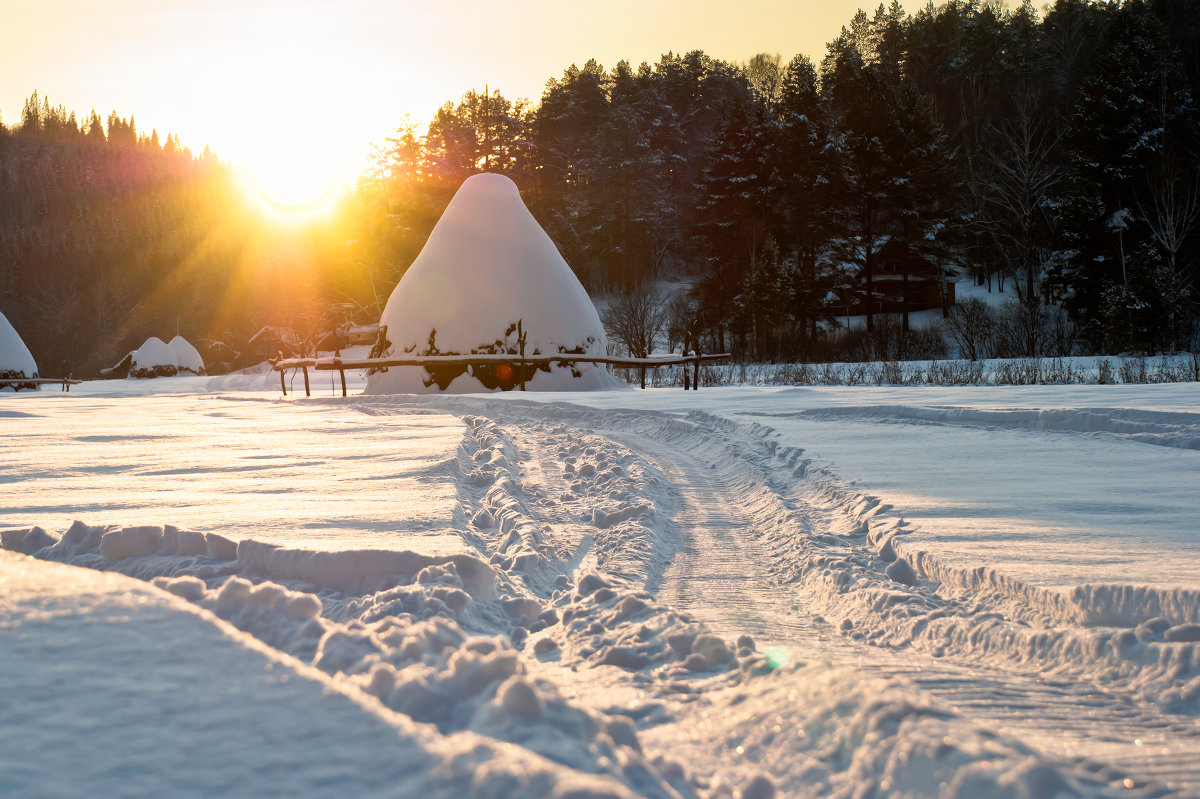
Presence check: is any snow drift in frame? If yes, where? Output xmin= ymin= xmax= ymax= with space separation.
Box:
xmin=366 ymin=173 xmax=614 ymax=394
xmin=0 ymin=311 xmax=38 ymax=381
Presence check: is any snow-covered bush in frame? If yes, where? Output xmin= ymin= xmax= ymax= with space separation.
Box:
xmin=168 ymin=335 xmax=205 ymax=375
xmin=129 ymin=337 xmax=179 ymax=378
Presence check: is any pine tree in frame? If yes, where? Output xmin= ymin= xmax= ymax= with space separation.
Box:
xmin=20 ymin=91 xmax=42 ymax=135
xmin=85 ymin=110 xmax=106 ymax=145
xmin=533 ymin=60 xmax=617 ymax=287
xmin=691 ymin=97 xmax=775 ymax=355
xmin=741 ymin=235 xmax=791 ymax=359
xmin=775 ymin=54 xmax=833 ymax=348
xmin=1060 ymin=0 xmax=1167 ymax=351
xmin=822 ymin=38 xmax=896 ymax=332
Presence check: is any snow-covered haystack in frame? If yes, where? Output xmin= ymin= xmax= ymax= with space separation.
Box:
xmin=168 ymin=335 xmax=205 ymax=375
xmin=129 ymin=336 xmax=179 ymax=378
xmin=0 ymin=311 xmax=38 ymax=384
xmin=366 ymin=173 xmax=615 ymax=393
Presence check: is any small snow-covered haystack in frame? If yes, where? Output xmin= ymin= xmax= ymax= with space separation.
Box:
xmin=0 ymin=311 xmax=39 ymax=387
xmin=129 ymin=336 xmax=179 ymax=378
xmin=168 ymin=335 xmax=205 ymax=375
xmin=366 ymin=173 xmax=615 ymax=393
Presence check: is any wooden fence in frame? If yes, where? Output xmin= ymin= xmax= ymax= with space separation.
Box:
xmin=271 ymin=352 xmax=731 ymax=397
xmin=0 ymin=377 xmax=81 ymax=392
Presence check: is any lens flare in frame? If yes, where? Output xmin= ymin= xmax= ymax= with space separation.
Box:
xmin=763 ymin=647 xmax=791 ymax=670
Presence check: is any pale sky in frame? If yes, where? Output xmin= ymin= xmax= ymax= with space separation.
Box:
xmin=1 ymin=0 xmax=919 ymax=176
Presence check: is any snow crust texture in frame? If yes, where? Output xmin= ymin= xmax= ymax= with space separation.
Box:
xmin=796 ymin=404 xmax=1200 ymax=450
xmin=367 ymin=173 xmax=613 ymax=393
xmin=5 ymin=383 xmax=1200 ymax=798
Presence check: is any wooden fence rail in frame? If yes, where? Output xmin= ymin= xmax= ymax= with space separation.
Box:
xmin=271 ymin=353 xmax=730 ymax=397
xmin=0 ymin=377 xmax=81 ymax=392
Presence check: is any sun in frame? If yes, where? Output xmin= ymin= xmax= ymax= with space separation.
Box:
xmin=237 ymin=140 xmax=354 ymax=220
xmin=178 ymin=31 xmax=377 ymax=221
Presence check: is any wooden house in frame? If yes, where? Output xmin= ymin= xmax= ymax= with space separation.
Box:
xmin=247 ymin=326 xmax=307 ymax=362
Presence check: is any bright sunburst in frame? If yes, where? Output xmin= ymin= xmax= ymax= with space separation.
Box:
xmin=205 ymin=37 xmax=365 ymax=221
xmin=237 ymin=138 xmax=354 ymax=220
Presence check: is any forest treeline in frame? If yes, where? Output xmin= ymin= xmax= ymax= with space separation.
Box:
xmin=2 ymin=0 xmax=1198 ymax=376
xmin=0 ymin=94 xmax=378 ymax=375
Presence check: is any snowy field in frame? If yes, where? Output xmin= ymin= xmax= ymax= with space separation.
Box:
xmin=3 ymin=373 xmax=1200 ymax=798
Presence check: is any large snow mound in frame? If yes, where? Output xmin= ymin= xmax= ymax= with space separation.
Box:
xmin=0 ymin=311 xmax=38 ymax=378
xmin=130 ymin=336 xmax=179 ymax=378
xmin=366 ymin=173 xmax=614 ymax=394
xmin=168 ymin=335 xmax=205 ymax=375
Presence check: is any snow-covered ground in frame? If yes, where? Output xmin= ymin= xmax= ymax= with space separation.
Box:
xmin=4 ymin=375 xmax=1200 ymax=798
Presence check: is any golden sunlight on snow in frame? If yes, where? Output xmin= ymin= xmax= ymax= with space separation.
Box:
xmin=2 ymin=397 xmax=469 ymax=555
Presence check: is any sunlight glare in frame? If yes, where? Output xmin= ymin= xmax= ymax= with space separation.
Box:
xmin=196 ymin=39 xmax=367 ymax=220
xmin=238 ymin=140 xmax=352 ymax=219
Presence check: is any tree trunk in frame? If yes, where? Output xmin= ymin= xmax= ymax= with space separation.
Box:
xmin=865 ymin=255 xmax=875 ymax=333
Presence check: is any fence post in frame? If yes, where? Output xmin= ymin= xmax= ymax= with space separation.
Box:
xmin=518 ymin=320 xmax=527 ymax=391
xmin=682 ymin=336 xmax=691 ymax=391
xmin=303 ymin=366 xmax=311 ymax=397
xmin=280 ymin=368 xmax=287 ymax=396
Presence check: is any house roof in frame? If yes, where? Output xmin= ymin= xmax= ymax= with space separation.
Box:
xmin=875 ymin=239 xmax=941 ymax=276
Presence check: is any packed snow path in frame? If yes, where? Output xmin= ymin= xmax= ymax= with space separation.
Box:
xmin=489 ymin=399 xmax=1200 ymax=796
xmin=4 ymin=382 xmax=1200 ymax=797
xmin=370 ymin=394 xmax=1200 ymax=796
xmin=603 ymin=421 xmax=822 ymax=651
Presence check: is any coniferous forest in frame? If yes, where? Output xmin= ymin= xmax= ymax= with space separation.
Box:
xmin=2 ymin=0 xmax=1198 ymax=377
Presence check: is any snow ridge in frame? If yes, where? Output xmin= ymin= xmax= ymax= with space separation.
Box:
xmin=359 ymin=396 xmax=1200 ymax=714
xmin=791 ymin=404 xmax=1200 ymax=450
xmin=397 ymin=397 xmax=1198 ymax=796
xmin=4 ymin=520 xmax=730 ymax=798
xmin=672 ymin=410 xmax=1200 ymax=713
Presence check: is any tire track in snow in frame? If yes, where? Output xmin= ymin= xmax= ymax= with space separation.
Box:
xmin=857 ymin=661 xmax=1200 ymax=796
xmin=594 ymin=411 xmax=1200 ymax=797
xmin=506 ymin=424 xmax=600 ymax=581
xmin=357 ymin=396 xmax=1200 ymax=795
xmin=504 ymin=419 xmax=686 ymax=593
xmin=604 ymin=427 xmax=823 ymax=654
